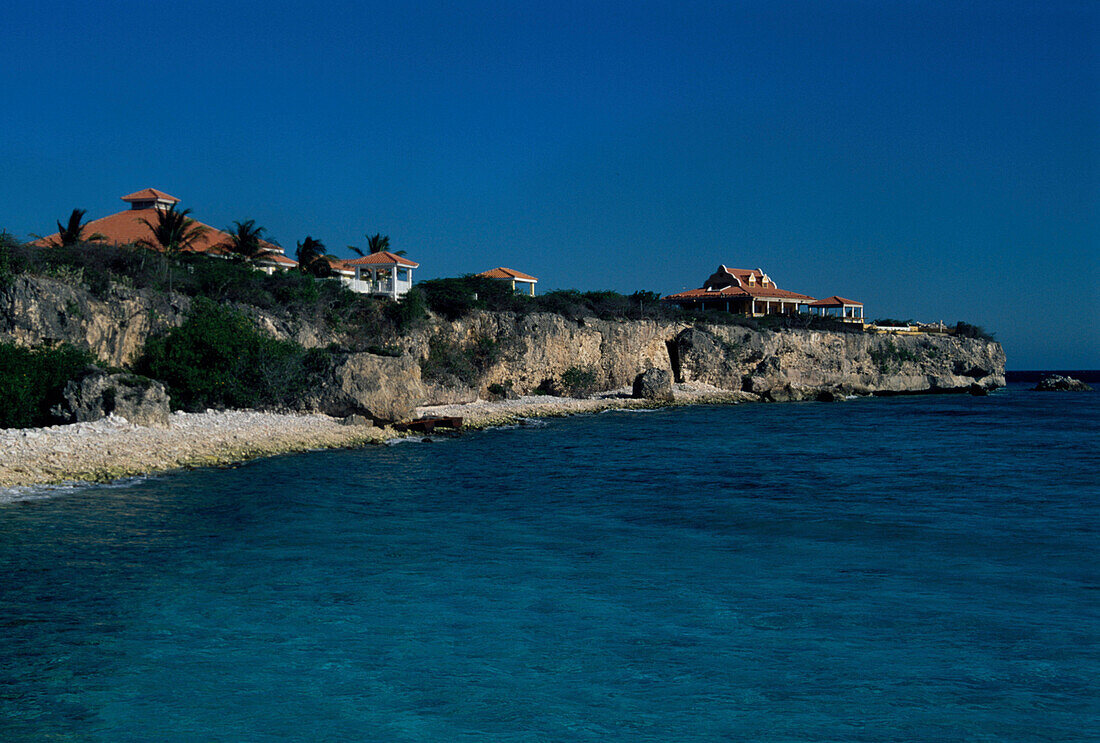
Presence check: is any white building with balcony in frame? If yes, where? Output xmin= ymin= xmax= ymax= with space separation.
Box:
xmin=337 ymin=251 xmax=419 ymax=299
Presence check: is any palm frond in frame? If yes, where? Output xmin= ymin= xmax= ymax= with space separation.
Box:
xmin=366 ymin=233 xmax=390 ymax=254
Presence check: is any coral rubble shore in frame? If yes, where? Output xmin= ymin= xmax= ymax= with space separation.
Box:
xmin=0 ymin=384 xmax=754 ymax=490
xmin=0 ymin=410 xmax=386 ymax=490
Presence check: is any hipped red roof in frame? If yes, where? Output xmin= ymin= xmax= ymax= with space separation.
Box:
xmin=121 ymin=188 xmax=180 ymax=203
xmin=477 ymin=266 xmax=537 ymax=281
xmin=343 ymin=251 xmax=419 ymax=268
xmin=664 ymin=285 xmax=815 ymax=301
xmin=33 ymin=202 xmax=293 ymax=267
xmin=809 ymin=295 xmax=862 ymax=307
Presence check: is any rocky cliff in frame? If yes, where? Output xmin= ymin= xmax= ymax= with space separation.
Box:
xmin=0 ymin=276 xmax=1006 ymax=417
xmin=411 ymin=311 xmax=1005 ymax=403
xmin=0 ymin=276 xmax=189 ymax=367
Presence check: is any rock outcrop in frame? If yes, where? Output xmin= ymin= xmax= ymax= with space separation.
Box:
xmin=673 ymin=325 xmax=1005 ymax=400
xmin=55 ymin=367 xmax=171 ymax=427
xmin=409 ymin=312 xmax=1004 ymax=403
xmin=310 ymin=352 xmax=427 ymax=422
xmin=1033 ymin=375 xmax=1093 ymax=392
xmin=633 ymin=368 xmax=674 ymax=401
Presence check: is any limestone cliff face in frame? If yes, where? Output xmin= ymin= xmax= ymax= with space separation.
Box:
xmin=410 ymin=311 xmax=1005 ymax=403
xmin=0 ymin=276 xmax=189 ymax=366
xmin=0 ymin=276 xmax=1006 ymax=410
xmin=412 ymin=312 xmax=679 ymax=401
xmin=0 ymin=276 xmax=329 ymax=365
xmin=674 ymin=325 xmax=1005 ymax=400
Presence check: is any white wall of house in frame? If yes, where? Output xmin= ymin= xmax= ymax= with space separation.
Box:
xmin=340 ymin=266 xmax=415 ymax=298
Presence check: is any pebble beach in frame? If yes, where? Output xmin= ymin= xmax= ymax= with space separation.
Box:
xmin=0 ymin=383 xmax=756 ymax=490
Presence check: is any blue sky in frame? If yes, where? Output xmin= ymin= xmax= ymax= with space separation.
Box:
xmin=1 ymin=1 xmax=1096 ymax=368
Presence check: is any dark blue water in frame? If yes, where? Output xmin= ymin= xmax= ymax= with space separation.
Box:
xmin=2 ymin=385 xmax=1098 ymax=741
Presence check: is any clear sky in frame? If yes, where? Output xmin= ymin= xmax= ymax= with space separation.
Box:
xmin=2 ymin=1 xmax=1096 ymax=369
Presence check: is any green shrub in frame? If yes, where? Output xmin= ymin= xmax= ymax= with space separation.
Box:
xmin=365 ymin=344 xmax=403 ymax=357
xmin=383 ymin=286 xmax=429 ymax=330
xmin=416 ymin=275 xmax=526 ymax=320
xmin=420 ymin=332 xmax=502 ymax=387
xmin=0 ymin=342 xmax=95 ymax=428
xmin=0 ymin=232 xmax=28 ymax=287
xmin=560 ymin=365 xmax=599 ymax=396
xmin=421 ymin=335 xmax=477 ymax=386
xmin=868 ymin=339 xmax=918 ymax=373
xmin=953 ymin=321 xmax=995 ymax=341
xmin=138 ymin=298 xmax=330 ymax=412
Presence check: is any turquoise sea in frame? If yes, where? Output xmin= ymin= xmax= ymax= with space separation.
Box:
xmin=2 ymin=384 xmax=1098 ymax=741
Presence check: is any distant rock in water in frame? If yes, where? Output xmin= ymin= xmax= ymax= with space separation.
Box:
xmin=632 ymin=368 xmax=674 ymax=401
xmin=1032 ymin=375 xmax=1093 ymax=392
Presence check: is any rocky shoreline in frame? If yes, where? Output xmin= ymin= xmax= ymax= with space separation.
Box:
xmin=0 ymin=383 xmax=756 ymax=492
xmin=0 ymin=410 xmax=387 ymax=491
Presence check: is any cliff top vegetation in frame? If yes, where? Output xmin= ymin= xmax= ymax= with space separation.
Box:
xmin=0 ymin=237 xmax=869 ymax=334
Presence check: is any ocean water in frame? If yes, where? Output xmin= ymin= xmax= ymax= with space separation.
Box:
xmin=1 ymin=385 xmax=1097 ymax=741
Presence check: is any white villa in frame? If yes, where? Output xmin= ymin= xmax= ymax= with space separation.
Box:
xmin=335 ymin=251 xmax=419 ymax=299
xmin=476 ymin=267 xmax=539 ymax=296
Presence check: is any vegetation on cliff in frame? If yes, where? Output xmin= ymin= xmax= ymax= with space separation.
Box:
xmin=0 ymin=237 xmax=1004 ymax=429
xmin=137 ymin=299 xmax=331 ymax=413
xmin=0 ymin=342 xmax=95 ymax=428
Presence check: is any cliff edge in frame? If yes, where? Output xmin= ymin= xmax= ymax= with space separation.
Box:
xmin=1 ymin=276 xmax=1005 ymax=418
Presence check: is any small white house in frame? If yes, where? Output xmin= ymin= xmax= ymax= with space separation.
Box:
xmin=339 ymin=251 xmax=419 ymax=299
xmin=476 ymin=267 xmax=538 ymax=296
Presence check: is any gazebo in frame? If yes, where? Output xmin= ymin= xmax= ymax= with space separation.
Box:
xmin=341 ymin=251 xmax=419 ymax=298
xmin=476 ymin=267 xmax=538 ymax=296
xmin=808 ymin=296 xmax=864 ymax=323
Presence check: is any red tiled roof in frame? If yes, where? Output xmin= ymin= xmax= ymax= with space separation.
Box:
xmin=324 ymin=257 xmax=355 ymax=275
xmin=33 ymin=208 xmax=286 ymax=261
xmin=256 ymin=252 xmax=298 ymax=267
xmin=477 ymin=266 xmax=537 ymax=281
xmin=120 ymin=188 xmax=180 ymax=203
xmin=343 ymin=251 xmax=419 ymax=268
xmin=664 ymin=285 xmax=815 ymax=302
xmin=809 ymin=295 xmax=862 ymax=307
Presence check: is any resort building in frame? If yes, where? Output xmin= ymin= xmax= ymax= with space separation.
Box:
xmin=808 ymin=296 xmax=864 ymax=323
xmin=476 ymin=267 xmax=538 ymax=296
xmin=33 ymin=188 xmax=298 ymax=273
xmin=338 ymin=251 xmax=419 ymax=299
xmin=663 ymin=265 xmax=817 ymax=315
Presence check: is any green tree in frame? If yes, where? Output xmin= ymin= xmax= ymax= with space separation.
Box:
xmin=0 ymin=342 xmax=95 ymax=428
xmin=220 ymin=219 xmax=276 ymax=263
xmin=56 ymin=208 xmax=105 ymax=246
xmin=296 ymin=236 xmax=334 ymax=278
xmin=350 ymin=233 xmax=406 ymax=257
xmin=139 ymin=298 xmax=326 ymax=412
xmin=138 ymin=205 xmax=208 ymax=255
xmin=138 ymin=205 xmax=208 ymax=291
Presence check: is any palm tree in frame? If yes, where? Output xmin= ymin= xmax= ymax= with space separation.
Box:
xmin=366 ymin=233 xmax=390 ymax=253
xmin=296 ymin=236 xmax=334 ymax=278
xmin=138 ymin=205 xmax=208 ymax=292
xmin=138 ymin=205 xmax=208 ymax=255
xmin=350 ymin=233 xmax=406 ymax=257
xmin=56 ymin=208 xmax=105 ymax=246
xmin=220 ymin=219 xmax=275 ymax=263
